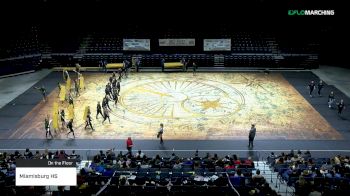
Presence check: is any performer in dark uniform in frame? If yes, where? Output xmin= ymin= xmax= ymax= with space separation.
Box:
xmin=68 ymin=93 xmax=74 ymax=106
xmin=102 ymin=95 xmax=111 ymax=110
xmin=116 ymin=81 xmax=121 ymax=96
xmin=85 ymin=106 xmax=94 ymax=130
xmin=181 ymin=57 xmax=187 ymax=71
xmin=102 ymin=106 xmax=111 ymax=124
xmin=157 ymin=123 xmax=164 ymax=144
xmin=161 ymin=58 xmax=165 ymax=72
xmin=317 ymin=80 xmax=324 ymax=96
xmin=248 ymin=124 xmax=256 ymax=148
xmin=66 ymin=119 xmax=75 ymax=138
xmin=60 ymin=109 xmax=66 ymax=128
xmin=308 ymin=81 xmax=316 ymax=97
xmin=114 ymin=92 xmax=119 ymax=107
xmin=112 ymin=77 xmax=117 ymax=89
xmin=45 ymin=115 xmax=53 ymax=139
xmin=118 ymin=69 xmax=123 ymax=81
xmin=123 ymin=60 xmax=130 ymax=78
xmin=63 ymin=70 xmax=69 ymax=81
xmin=328 ymin=91 xmax=335 ymax=108
xmin=57 ymin=82 xmax=61 ymax=97
xmin=105 ymin=83 xmax=112 ymax=99
xmin=34 ymin=85 xmax=47 ymax=102
xmin=337 ymin=99 xmax=345 ymax=115
xmin=193 ymin=61 xmax=197 ymax=76
xmin=96 ymin=101 xmax=103 ymax=119
xmin=74 ymin=79 xmax=80 ymax=97
xmin=109 ymin=76 xmax=113 ymax=84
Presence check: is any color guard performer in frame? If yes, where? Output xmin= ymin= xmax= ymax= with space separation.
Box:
xmin=337 ymin=99 xmax=346 ymax=115
xmin=45 ymin=114 xmax=53 ymax=139
xmin=328 ymin=91 xmax=335 ymax=108
xmin=63 ymin=69 xmax=70 ymax=81
xmin=85 ymin=107 xmax=94 ymax=130
xmin=102 ymin=95 xmax=111 ymax=110
xmin=34 ymin=85 xmax=47 ymax=102
xmin=74 ymin=79 xmax=80 ymax=97
xmin=317 ymin=80 xmax=324 ymax=96
xmin=308 ymin=80 xmax=316 ymax=97
xmin=96 ymin=101 xmax=103 ymax=119
xmin=60 ymin=109 xmax=66 ymax=128
xmin=102 ymin=106 xmax=111 ymax=124
xmin=57 ymin=82 xmax=61 ymax=97
xmin=157 ymin=123 xmax=164 ymax=144
xmin=68 ymin=93 xmax=74 ymax=106
xmin=67 ymin=119 xmax=75 ymax=139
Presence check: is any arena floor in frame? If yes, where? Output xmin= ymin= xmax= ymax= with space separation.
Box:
xmin=8 ymin=72 xmax=341 ymax=140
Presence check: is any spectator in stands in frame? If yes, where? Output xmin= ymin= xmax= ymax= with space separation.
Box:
xmin=135 ymin=150 xmax=144 ymax=159
xmin=252 ymin=169 xmax=264 ymax=180
xmin=70 ymin=150 xmax=78 ymax=159
xmin=126 ymin=137 xmax=133 ymax=156
xmin=58 ymin=150 xmax=68 ymax=159
xmin=193 ymin=150 xmax=200 ymax=161
xmin=233 ymin=154 xmax=241 ymax=165
xmin=248 ymin=124 xmax=256 ymax=148
xmin=32 ymin=150 xmax=41 ymax=159
xmin=309 ymin=186 xmax=322 ymax=196
xmin=24 ymin=148 xmax=33 ymax=159
xmin=42 ymin=148 xmax=49 ymax=159
xmin=224 ymin=161 xmax=235 ymax=169
xmin=295 ymin=175 xmax=308 ymax=191
xmin=321 ymin=160 xmax=333 ymax=172
xmin=244 ymin=157 xmax=254 ymax=167
xmin=173 ymin=160 xmax=182 ymax=169
xmin=99 ymin=150 xmax=106 ymax=160
xmin=304 ymin=150 xmax=312 ymax=159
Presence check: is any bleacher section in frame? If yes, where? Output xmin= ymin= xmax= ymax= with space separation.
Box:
xmin=86 ymin=32 xmax=123 ymax=53
xmin=267 ymin=151 xmax=350 ymax=195
xmin=231 ymin=32 xmax=271 ymax=53
xmin=5 ymin=149 xmax=349 ymax=195
xmin=1 ymin=27 xmax=321 ymax=76
xmin=1 ymin=149 xmax=281 ymax=195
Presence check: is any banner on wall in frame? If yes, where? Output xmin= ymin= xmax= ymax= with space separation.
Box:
xmin=123 ymin=39 xmax=150 ymax=51
xmin=203 ymin=39 xmax=231 ymax=51
xmin=159 ymin=39 xmax=195 ymax=46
